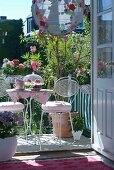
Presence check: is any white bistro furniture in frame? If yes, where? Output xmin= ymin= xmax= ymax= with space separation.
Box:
xmin=0 ymin=102 xmax=24 ymax=112
xmin=6 ymin=88 xmax=53 ymax=147
xmin=0 ymin=79 xmax=24 ymax=113
xmin=39 ymin=75 xmax=79 ymax=148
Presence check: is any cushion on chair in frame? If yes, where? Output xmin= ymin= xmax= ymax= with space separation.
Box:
xmin=0 ymin=102 xmax=24 ymax=112
xmin=42 ymin=101 xmax=71 ymax=112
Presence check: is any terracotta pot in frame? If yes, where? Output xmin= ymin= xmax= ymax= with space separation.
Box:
xmin=49 ymin=112 xmax=77 ymax=138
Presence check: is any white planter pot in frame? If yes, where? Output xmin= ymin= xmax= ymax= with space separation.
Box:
xmin=72 ymin=130 xmax=83 ymax=141
xmin=0 ymin=136 xmax=17 ymax=162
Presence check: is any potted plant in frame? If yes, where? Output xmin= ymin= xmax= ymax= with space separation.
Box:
xmin=2 ymin=58 xmax=26 ymax=76
xmin=72 ymin=114 xmax=84 ymax=141
xmin=0 ymin=111 xmax=23 ymax=161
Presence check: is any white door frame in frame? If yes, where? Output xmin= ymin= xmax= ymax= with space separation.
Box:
xmin=91 ymin=0 xmax=114 ymax=161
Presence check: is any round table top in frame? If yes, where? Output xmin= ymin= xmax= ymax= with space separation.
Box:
xmin=6 ymin=88 xmax=53 ymax=104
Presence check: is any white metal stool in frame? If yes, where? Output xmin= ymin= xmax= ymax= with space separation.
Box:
xmin=39 ymin=75 xmax=79 ymax=149
xmin=0 ymin=78 xmax=24 ymax=112
xmin=0 ymin=102 xmax=24 ymax=112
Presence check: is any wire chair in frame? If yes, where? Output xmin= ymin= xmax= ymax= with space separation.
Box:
xmin=39 ymin=75 xmax=79 ymax=148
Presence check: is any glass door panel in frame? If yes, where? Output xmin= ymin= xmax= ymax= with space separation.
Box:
xmin=97 ymin=0 xmax=112 ymax=13
xmin=97 ymin=47 xmax=112 ymax=78
xmin=97 ymin=12 xmax=112 ymax=45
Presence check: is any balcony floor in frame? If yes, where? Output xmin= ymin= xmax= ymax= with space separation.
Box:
xmin=16 ymin=134 xmax=91 ymax=153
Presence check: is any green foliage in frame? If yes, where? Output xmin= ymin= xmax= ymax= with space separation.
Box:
xmin=0 ymin=19 xmax=24 ymax=63
xmin=20 ymin=32 xmax=47 ymax=65
xmin=77 ymin=70 xmax=90 ymax=85
xmin=31 ymin=101 xmax=52 ymax=134
xmin=31 ymin=102 xmax=42 ymax=134
xmin=73 ymin=114 xmax=84 ymax=131
xmin=76 ymin=65 xmax=91 ymax=85
xmin=2 ymin=58 xmax=29 ymax=76
xmin=20 ymin=17 xmax=90 ymax=88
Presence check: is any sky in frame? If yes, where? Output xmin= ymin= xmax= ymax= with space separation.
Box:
xmin=0 ymin=0 xmax=32 ymax=21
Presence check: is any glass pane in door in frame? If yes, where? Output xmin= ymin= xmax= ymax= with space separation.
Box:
xmin=97 ymin=47 xmax=112 ymax=78
xmin=97 ymin=12 xmax=112 ymax=45
xmin=97 ymin=0 xmax=112 ymax=13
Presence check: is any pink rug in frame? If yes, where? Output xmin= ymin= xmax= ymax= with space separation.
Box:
xmin=0 ymin=157 xmax=113 ymax=170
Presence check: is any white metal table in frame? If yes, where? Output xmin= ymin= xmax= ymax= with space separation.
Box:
xmin=6 ymin=88 xmax=53 ymax=145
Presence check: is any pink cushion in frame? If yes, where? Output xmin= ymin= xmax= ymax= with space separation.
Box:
xmin=42 ymin=101 xmax=71 ymax=112
xmin=0 ymin=102 xmax=24 ymax=112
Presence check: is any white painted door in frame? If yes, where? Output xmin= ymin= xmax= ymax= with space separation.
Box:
xmin=92 ymin=0 xmax=114 ymax=161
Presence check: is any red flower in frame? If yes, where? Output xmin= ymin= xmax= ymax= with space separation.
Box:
xmin=33 ymin=0 xmax=37 ymax=3
xmin=40 ymin=21 xmax=45 ymax=27
xmin=11 ymin=59 xmax=19 ymax=65
xmin=63 ymin=35 xmax=68 ymax=41
xmin=79 ymin=66 xmax=84 ymax=71
xmin=67 ymin=4 xmax=75 ymax=11
xmin=98 ymin=60 xmax=105 ymax=70
xmin=39 ymin=29 xmax=44 ymax=36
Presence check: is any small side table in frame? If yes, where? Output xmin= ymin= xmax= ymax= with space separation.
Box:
xmin=6 ymin=88 xmax=53 ymax=146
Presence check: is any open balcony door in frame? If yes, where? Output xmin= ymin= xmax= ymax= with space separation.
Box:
xmin=91 ymin=0 xmax=114 ymax=161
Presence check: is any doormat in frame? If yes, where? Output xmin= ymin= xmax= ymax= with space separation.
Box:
xmin=0 ymin=157 xmax=113 ymax=170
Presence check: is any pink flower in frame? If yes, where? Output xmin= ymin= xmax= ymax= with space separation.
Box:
xmin=79 ymin=66 xmax=84 ymax=71
xmin=63 ymin=35 xmax=68 ymax=41
xmin=98 ymin=60 xmax=105 ymax=70
xmin=11 ymin=59 xmax=19 ymax=65
xmin=19 ymin=63 xmax=25 ymax=69
xmin=30 ymin=46 xmax=36 ymax=53
xmin=31 ymin=61 xmax=38 ymax=71
xmin=31 ymin=61 xmax=42 ymax=71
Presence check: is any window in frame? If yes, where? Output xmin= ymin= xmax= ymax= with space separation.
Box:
xmin=97 ymin=0 xmax=112 ymax=13
xmin=27 ymin=18 xmax=32 ymax=33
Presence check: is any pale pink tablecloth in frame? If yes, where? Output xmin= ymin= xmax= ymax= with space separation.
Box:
xmin=6 ymin=89 xmax=53 ymax=104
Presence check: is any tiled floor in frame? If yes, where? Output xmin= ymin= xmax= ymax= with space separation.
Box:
xmin=16 ymin=134 xmax=91 ymax=153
